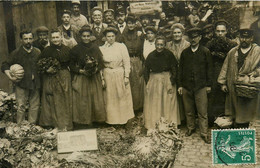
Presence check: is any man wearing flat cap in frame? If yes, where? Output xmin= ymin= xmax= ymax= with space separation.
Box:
xmin=218 ymin=28 xmax=260 ymax=128
xmin=178 ymin=27 xmax=213 ymax=144
xmin=70 ymin=0 xmax=89 ymax=32
xmin=206 ymin=20 xmax=237 ymax=127
xmin=90 ymin=7 xmax=108 ymax=46
xmin=33 ymin=26 xmax=50 ymax=51
xmin=104 ymin=9 xmax=116 ymax=26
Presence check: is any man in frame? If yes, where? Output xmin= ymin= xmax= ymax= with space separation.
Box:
xmin=1 ymin=30 xmax=41 ymax=124
xmin=218 ymin=29 xmax=260 ymax=128
xmin=206 ymin=20 xmax=237 ymax=127
xmin=178 ymin=28 xmax=213 ymax=144
xmin=200 ymin=24 xmax=213 ymax=46
xmin=250 ymin=11 xmax=260 ymax=45
xmin=33 ymin=26 xmax=50 ymax=51
xmin=70 ymin=0 xmax=89 ymax=31
xmin=58 ymin=9 xmax=78 ymax=48
xmin=115 ymin=10 xmax=127 ymax=42
xmin=104 ymin=9 xmax=116 ymax=26
xmin=139 ymin=14 xmax=153 ymax=35
xmin=90 ymin=7 xmax=108 ymax=46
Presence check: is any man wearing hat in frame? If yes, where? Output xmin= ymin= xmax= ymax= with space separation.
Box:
xmin=115 ymin=9 xmax=127 ymax=42
xmin=70 ymin=0 xmax=89 ymax=31
xmin=201 ymin=24 xmax=213 ymax=46
xmin=33 ymin=26 xmax=50 ymax=51
xmin=58 ymin=9 xmax=78 ymax=48
xmin=139 ymin=14 xmax=153 ymax=35
xmin=206 ymin=20 xmax=237 ymax=127
xmin=178 ymin=27 xmax=213 ymax=144
xmin=90 ymin=7 xmax=108 ymax=46
xmin=104 ymin=9 xmax=116 ymax=26
xmin=218 ymin=28 xmax=260 ymax=128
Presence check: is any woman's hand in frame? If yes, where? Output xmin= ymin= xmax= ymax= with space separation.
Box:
xmin=101 ymin=79 xmax=106 ymax=89
xmin=124 ymin=77 xmax=129 ymax=86
xmin=79 ymin=69 xmax=86 ymax=75
xmin=46 ymin=66 xmax=56 ymax=74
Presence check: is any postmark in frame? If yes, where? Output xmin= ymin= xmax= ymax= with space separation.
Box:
xmin=212 ymin=129 xmax=256 ymax=165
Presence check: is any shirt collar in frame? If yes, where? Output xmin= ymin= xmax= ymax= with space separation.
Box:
xmin=118 ymin=22 xmax=126 ymax=28
xmin=63 ymin=24 xmax=71 ymax=30
xmin=94 ymin=23 xmax=102 ymax=29
xmin=105 ymin=41 xmax=114 ymax=47
xmin=23 ymin=46 xmax=33 ymax=53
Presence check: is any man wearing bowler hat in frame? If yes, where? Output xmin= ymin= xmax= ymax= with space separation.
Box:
xmin=178 ymin=27 xmax=213 ymax=144
xmin=218 ymin=28 xmax=260 ymax=128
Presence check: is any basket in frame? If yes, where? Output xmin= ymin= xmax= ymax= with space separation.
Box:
xmin=235 ymin=84 xmax=260 ymax=99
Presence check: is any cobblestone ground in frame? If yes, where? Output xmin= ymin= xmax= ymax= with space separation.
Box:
xmin=173 ymin=120 xmax=260 ymax=168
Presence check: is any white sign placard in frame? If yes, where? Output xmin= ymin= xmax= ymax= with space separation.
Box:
xmin=129 ymin=1 xmax=162 ymax=15
xmin=57 ymin=129 xmax=98 ymax=153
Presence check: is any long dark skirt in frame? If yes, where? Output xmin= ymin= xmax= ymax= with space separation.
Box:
xmin=72 ymin=73 xmax=106 ymax=125
xmin=39 ymin=69 xmax=73 ymax=131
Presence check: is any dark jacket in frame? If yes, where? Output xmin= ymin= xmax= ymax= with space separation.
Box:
xmin=69 ymin=42 xmax=104 ymax=74
xmin=178 ymin=45 xmax=213 ymax=91
xmin=1 ymin=46 xmax=41 ymax=90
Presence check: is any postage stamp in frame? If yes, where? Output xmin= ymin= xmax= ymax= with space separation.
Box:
xmin=212 ymin=129 xmax=256 ymax=165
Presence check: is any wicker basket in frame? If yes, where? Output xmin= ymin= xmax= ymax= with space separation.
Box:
xmin=235 ymin=84 xmax=260 ymax=99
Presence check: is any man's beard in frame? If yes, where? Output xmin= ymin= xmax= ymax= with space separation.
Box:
xmin=24 ymin=43 xmax=32 ymax=49
xmin=39 ymin=39 xmax=48 ymax=46
xmin=240 ymin=41 xmax=250 ymax=48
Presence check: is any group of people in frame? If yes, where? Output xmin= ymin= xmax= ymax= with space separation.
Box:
xmin=1 ymin=1 xmax=260 ymax=144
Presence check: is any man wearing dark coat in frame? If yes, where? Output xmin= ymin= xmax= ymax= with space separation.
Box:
xmin=206 ymin=20 xmax=237 ymax=127
xmin=1 ymin=30 xmax=41 ymax=124
xmin=178 ymin=28 xmax=213 ymax=144
xmin=33 ymin=26 xmax=50 ymax=52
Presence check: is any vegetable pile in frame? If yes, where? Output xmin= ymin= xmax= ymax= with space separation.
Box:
xmin=37 ymin=57 xmax=61 ymax=74
xmin=0 ymin=90 xmax=183 ymax=168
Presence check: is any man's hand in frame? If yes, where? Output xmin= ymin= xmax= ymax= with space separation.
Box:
xmin=124 ymin=77 xmax=129 ymax=86
xmin=206 ymin=87 xmax=211 ymax=93
xmin=178 ymin=87 xmax=183 ymax=95
xmin=221 ymin=85 xmax=228 ymax=93
xmin=5 ymin=70 xmax=18 ymax=82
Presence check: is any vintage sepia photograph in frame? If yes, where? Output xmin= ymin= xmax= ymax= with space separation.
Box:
xmin=0 ymin=0 xmax=259 ymax=167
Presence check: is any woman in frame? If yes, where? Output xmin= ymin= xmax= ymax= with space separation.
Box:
xmin=70 ymin=25 xmax=106 ymax=128
xmin=144 ymin=36 xmax=180 ymax=130
xmin=166 ymin=23 xmax=190 ymax=122
xmin=99 ymin=26 xmax=135 ymax=125
xmin=142 ymin=26 xmax=157 ymax=60
xmin=122 ymin=15 xmax=144 ymax=111
xmin=38 ymin=29 xmax=73 ymax=131
xmin=166 ymin=23 xmax=190 ymax=63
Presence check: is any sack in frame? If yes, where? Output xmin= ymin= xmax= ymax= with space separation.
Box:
xmin=214 ymin=116 xmax=233 ymax=128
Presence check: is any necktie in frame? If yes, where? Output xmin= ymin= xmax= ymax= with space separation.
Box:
xmin=95 ymin=27 xmax=100 ymax=33
xmin=119 ymin=25 xmax=123 ymax=28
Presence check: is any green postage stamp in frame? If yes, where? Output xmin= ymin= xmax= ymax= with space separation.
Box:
xmin=212 ymin=129 xmax=256 ymax=165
